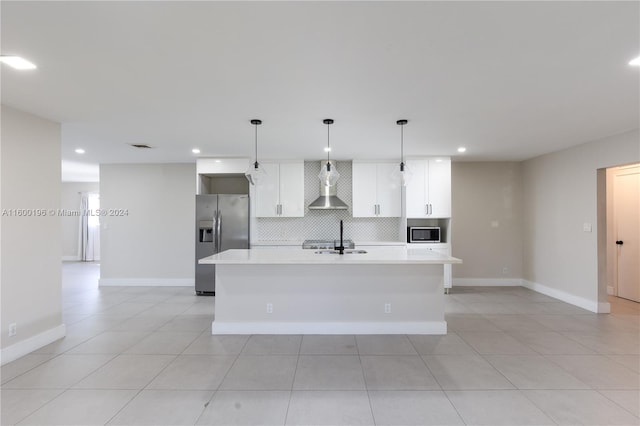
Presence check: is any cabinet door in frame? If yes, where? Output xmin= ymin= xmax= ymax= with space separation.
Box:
xmin=254 ymin=162 xmax=280 ymax=217
xmin=376 ymin=163 xmax=402 ymax=217
xmin=427 ymin=159 xmax=451 ymax=217
xmin=405 ymin=160 xmax=427 ymax=218
xmin=279 ymin=162 xmax=304 ymax=217
xmin=352 ymin=162 xmax=378 ymax=217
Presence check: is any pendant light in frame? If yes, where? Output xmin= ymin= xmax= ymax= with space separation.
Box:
xmin=318 ymin=119 xmax=340 ymax=186
xmin=393 ymin=119 xmax=412 ymax=186
xmin=245 ymin=119 xmax=266 ymax=185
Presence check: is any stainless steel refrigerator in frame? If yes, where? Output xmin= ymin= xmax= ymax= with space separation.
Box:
xmin=195 ymin=194 xmax=249 ymax=295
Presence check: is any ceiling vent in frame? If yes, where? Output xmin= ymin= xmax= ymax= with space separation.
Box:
xmin=129 ymin=143 xmax=153 ymax=149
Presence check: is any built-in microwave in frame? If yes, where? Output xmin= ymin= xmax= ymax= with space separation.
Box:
xmin=408 ymin=226 xmax=441 ymax=243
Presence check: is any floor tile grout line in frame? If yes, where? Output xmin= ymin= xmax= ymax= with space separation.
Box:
xmin=4 ymin=352 xmax=119 ymax=425
xmin=191 ymin=337 xmax=247 ymax=425
xmin=4 ymin=388 xmax=67 ymax=425
xmin=280 ymin=335 xmax=303 ymax=425
xmin=516 ymin=388 xmax=561 ymax=425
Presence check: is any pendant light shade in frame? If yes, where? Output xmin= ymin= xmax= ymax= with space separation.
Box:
xmin=245 ymin=119 xmax=266 ymax=186
xmin=393 ymin=119 xmax=412 ymax=186
xmin=318 ymin=119 xmax=340 ymax=186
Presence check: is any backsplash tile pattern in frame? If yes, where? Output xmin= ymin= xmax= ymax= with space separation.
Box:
xmin=256 ymin=161 xmax=402 ymax=242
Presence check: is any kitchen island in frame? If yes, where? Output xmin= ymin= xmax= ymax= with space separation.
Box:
xmin=199 ymin=247 xmax=461 ymax=335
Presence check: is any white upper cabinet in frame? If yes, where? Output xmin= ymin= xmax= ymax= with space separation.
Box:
xmin=255 ymin=161 xmax=304 ymax=217
xmin=352 ymin=162 xmax=402 ymax=217
xmin=405 ymin=158 xmax=451 ymax=218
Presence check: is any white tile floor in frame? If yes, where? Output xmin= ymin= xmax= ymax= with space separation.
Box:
xmin=1 ymin=262 xmax=639 ymax=425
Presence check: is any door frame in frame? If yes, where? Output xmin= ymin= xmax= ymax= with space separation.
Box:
xmin=598 ymin=162 xmax=640 ymax=302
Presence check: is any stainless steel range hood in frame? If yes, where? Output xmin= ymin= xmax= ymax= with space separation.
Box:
xmin=308 ymin=161 xmax=349 ymax=210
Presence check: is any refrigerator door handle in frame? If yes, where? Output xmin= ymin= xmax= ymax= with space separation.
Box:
xmin=212 ymin=210 xmax=218 ymax=253
xmin=216 ymin=210 xmax=222 ymax=252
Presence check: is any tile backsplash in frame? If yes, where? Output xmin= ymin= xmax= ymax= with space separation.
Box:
xmin=256 ymin=161 xmax=402 ymax=242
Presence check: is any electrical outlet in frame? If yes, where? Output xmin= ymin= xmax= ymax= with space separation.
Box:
xmin=8 ymin=323 xmax=16 ymax=337
xmin=266 ymin=303 xmax=273 ymax=314
xmin=502 ymin=267 xmax=509 ymax=275
xmin=384 ymin=303 xmax=391 ymax=314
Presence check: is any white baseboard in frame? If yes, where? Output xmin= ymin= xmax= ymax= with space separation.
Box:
xmin=212 ymin=321 xmax=447 ymax=335
xmin=597 ymin=302 xmax=611 ymax=314
xmin=62 ymin=255 xmax=80 ymax=261
xmin=453 ymin=278 xmax=523 ymax=287
xmin=521 ymin=280 xmax=609 ymax=313
xmin=99 ymin=278 xmax=194 ymax=287
xmin=1 ymin=324 xmax=66 ymax=366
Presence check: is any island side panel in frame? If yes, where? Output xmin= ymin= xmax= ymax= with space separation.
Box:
xmin=212 ymin=263 xmax=446 ymax=335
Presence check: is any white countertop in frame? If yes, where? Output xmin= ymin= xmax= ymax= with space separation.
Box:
xmin=250 ymin=240 xmax=406 ymax=247
xmin=199 ymin=246 xmax=462 ymax=265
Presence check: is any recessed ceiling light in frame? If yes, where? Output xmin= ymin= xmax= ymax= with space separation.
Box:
xmin=75 ymin=148 xmax=85 ymax=154
xmin=324 ymin=147 xmax=332 ymax=152
xmin=629 ymin=56 xmax=640 ymax=66
xmin=215 ymin=159 xmax=222 ymax=163
xmin=192 ymin=148 xmax=201 ymax=154
xmin=0 ymin=56 xmax=37 ymax=70
xmin=457 ymin=147 xmax=467 ymax=153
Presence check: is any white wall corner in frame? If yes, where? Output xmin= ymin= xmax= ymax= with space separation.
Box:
xmin=99 ymin=278 xmax=194 ymax=287
xmin=597 ymin=302 xmax=611 ymax=314
xmin=0 ymin=324 xmax=66 ymax=366
xmin=453 ymin=278 xmax=523 ymax=287
xmin=521 ymin=280 xmax=600 ymax=313
xmin=606 ymin=285 xmax=615 ymax=295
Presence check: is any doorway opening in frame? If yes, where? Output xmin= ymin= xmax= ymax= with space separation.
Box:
xmin=602 ymin=163 xmax=639 ymax=305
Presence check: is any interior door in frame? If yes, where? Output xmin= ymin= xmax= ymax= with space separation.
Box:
xmin=614 ymin=166 xmax=640 ymax=302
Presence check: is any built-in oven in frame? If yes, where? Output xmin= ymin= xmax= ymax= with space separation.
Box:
xmin=407 ymin=226 xmax=441 ymax=243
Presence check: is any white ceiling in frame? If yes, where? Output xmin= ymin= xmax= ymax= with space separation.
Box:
xmin=1 ymin=1 xmax=638 ymax=181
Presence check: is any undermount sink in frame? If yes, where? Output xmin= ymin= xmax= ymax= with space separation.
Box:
xmin=314 ymin=249 xmax=368 ymax=255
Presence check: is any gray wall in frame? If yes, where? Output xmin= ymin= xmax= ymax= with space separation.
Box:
xmin=451 ymin=162 xmax=523 ymax=280
xmin=100 ymin=163 xmax=196 ymax=284
xmin=1 ymin=105 xmax=62 ymax=354
xmin=522 ymin=129 xmax=640 ymax=307
xmin=61 ymin=182 xmax=100 ymax=260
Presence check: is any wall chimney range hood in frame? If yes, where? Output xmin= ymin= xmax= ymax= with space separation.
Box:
xmin=308 ymin=161 xmax=348 ymax=210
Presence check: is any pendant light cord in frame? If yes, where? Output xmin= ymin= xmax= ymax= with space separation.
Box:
xmin=397 ymin=119 xmax=408 ymax=172
xmin=254 ymin=123 xmax=258 ymax=167
xmin=327 ymin=123 xmax=330 ymax=164
xmin=401 ymin=124 xmax=404 ymax=164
